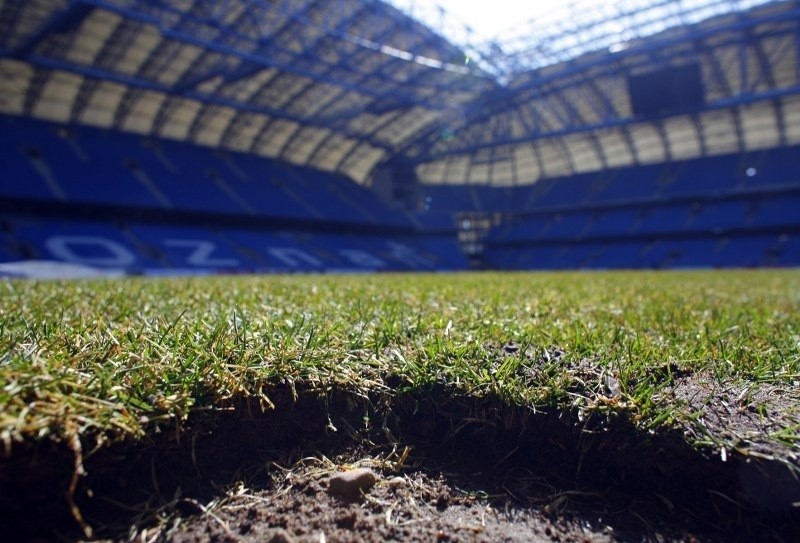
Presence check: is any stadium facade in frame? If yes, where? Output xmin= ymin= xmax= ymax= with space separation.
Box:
xmin=1 ymin=0 xmax=798 ymax=276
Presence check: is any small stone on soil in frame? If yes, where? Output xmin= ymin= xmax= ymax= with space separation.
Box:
xmin=385 ymin=476 xmax=406 ymax=487
xmin=265 ymin=528 xmax=295 ymax=543
xmin=327 ymin=467 xmax=378 ymax=498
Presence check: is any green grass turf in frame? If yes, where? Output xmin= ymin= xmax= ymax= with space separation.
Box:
xmin=1 ymin=270 xmax=799 ymax=455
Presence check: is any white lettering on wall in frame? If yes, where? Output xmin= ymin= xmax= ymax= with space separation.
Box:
xmin=45 ymin=236 xmax=136 ymax=266
xmin=163 ymin=239 xmax=239 ymax=267
xmin=41 ymin=235 xmax=431 ymax=271
xmin=267 ymin=247 xmax=322 ymax=268
xmin=387 ymin=242 xmax=434 ymax=268
xmin=338 ymin=249 xmax=386 ymax=268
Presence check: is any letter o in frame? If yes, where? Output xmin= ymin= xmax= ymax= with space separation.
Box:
xmin=45 ymin=236 xmax=136 ymax=266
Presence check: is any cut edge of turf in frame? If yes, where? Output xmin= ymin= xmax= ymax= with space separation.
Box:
xmin=2 ymin=380 xmax=799 ymax=542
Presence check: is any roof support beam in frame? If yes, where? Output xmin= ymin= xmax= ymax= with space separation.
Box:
xmin=398 ymin=9 xmax=800 ymax=155
xmin=514 ymin=100 xmax=577 ymax=174
xmin=8 ymin=50 xmax=394 ymax=152
xmin=514 ymin=106 xmax=555 ymax=183
xmin=169 ymin=0 xmax=313 ymax=94
xmin=584 ymin=76 xmax=638 ymax=165
xmin=249 ymin=0 xmax=366 ymax=159
xmin=263 ymin=3 xmax=486 ymax=161
xmin=749 ymin=26 xmax=789 ymax=147
xmin=409 ymin=83 xmax=800 ymax=163
xmin=8 ymin=2 xmax=94 ymax=59
xmin=75 ymin=0 xmax=479 ymax=108
xmin=508 ymin=5 xmax=800 ymax=98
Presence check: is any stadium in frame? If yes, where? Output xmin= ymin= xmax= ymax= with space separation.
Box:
xmin=1 ymin=0 xmax=799 ymax=541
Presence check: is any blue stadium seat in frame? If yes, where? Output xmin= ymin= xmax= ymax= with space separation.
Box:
xmin=596 ymin=242 xmax=648 ymax=269
xmin=713 ymin=236 xmax=772 ymax=267
xmin=774 ymin=235 xmax=800 ymax=266
xmin=0 ymin=117 xmax=63 ymax=200
xmin=752 ymin=194 xmax=800 ymax=229
xmin=470 ymin=186 xmax=513 ymax=213
xmin=540 ymin=212 xmax=592 ymax=240
xmin=413 ymin=212 xmax=458 ymax=232
xmin=519 ymin=245 xmax=562 ymax=269
xmin=136 ymin=139 xmax=260 ymax=214
xmin=0 ymin=115 xmax=418 ymax=228
xmin=6 ymin=217 xmax=164 ymax=272
xmin=207 ymin=152 xmax=321 ymax=220
xmin=0 ymin=223 xmax=22 ymax=261
xmin=688 ymin=199 xmax=753 ymax=233
xmin=55 ymin=128 xmax=168 ymax=207
xmin=586 ymin=208 xmax=638 ymax=237
xmin=482 ymin=244 xmax=557 ymax=270
xmin=422 ymin=185 xmax=479 ymax=213
xmin=590 ymin=165 xmax=664 ymax=203
xmin=125 ymin=224 xmax=257 ymax=271
xmin=634 ymin=204 xmax=692 ymax=234
xmin=413 ymin=235 xmax=470 ymax=270
xmin=741 ymin=146 xmax=800 ymax=189
xmin=661 ymin=238 xmax=719 ymax=268
xmin=277 ymin=165 xmax=367 ymax=223
xmin=662 ymin=155 xmax=740 ymax=197
xmin=499 ymin=215 xmax=551 ymax=242
xmin=1 ymin=117 xmax=163 ymax=206
xmin=528 ymin=173 xmax=598 ymax=208
xmin=549 ymin=243 xmax=600 ymax=269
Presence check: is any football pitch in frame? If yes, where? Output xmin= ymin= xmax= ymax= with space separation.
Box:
xmin=2 ymin=270 xmax=799 ymax=541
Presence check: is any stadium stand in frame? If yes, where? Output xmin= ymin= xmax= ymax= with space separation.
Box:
xmin=2 ymin=214 xmax=467 ymax=275
xmin=1 ymin=0 xmax=799 ymax=274
xmin=0 ymin=115 xmax=467 ymax=274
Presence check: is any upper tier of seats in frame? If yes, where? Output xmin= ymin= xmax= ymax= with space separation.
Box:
xmin=481 ymin=146 xmax=800 ymax=269
xmin=0 ymin=115 xmax=411 ymax=228
xmin=419 ymin=145 xmax=800 ymax=216
xmin=0 ymin=115 xmax=472 ymax=275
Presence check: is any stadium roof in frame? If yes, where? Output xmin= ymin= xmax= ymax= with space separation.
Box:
xmin=1 ymin=0 xmax=799 ymax=187
xmin=406 ymin=0 xmax=800 ymax=185
xmin=388 ymin=0 xmax=776 ymax=75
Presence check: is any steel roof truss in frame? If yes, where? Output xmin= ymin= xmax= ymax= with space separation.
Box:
xmin=706 ymin=36 xmax=746 ymax=152
xmin=422 ymin=7 xmax=800 ymax=147
xmin=111 ymin=32 xmax=186 ymax=129
xmin=240 ymin=0 xmax=367 ymax=151
xmin=8 ymin=2 xmax=94 ymax=59
xmin=0 ymin=1 xmax=27 ymax=49
xmin=151 ymin=94 xmax=184 ymax=135
xmin=82 ymin=0 xmax=474 ymax=109
xmin=15 ymin=51 xmax=394 ymax=152
xmin=70 ymin=77 xmax=102 ymax=122
xmin=415 ymin=81 xmax=800 ymax=163
xmin=308 ymin=26 xmax=479 ymax=166
xmin=169 ymin=2 xmax=257 ymax=94
xmin=749 ymin=26 xmax=784 ymax=147
xmin=749 ymin=29 xmax=791 ymax=91
xmin=23 ymin=67 xmax=49 ymax=116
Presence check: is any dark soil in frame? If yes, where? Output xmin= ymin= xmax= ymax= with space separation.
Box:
xmin=658 ymin=370 xmax=800 ymax=514
xmin=2 ymin=378 xmax=799 ymax=542
xmin=156 ymin=458 xmax=616 ymax=543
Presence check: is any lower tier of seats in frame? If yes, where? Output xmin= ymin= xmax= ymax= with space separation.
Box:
xmin=483 ymin=234 xmax=800 ymax=270
xmin=0 ymin=215 xmax=468 ymax=276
